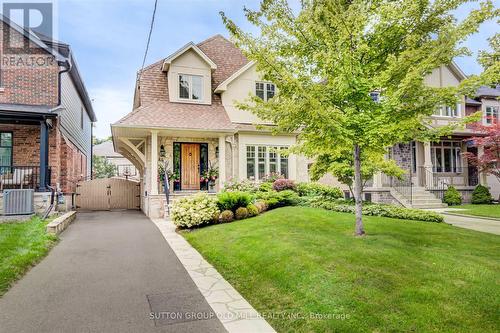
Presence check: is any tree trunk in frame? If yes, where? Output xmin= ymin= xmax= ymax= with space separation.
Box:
xmin=353 ymin=144 xmax=365 ymax=236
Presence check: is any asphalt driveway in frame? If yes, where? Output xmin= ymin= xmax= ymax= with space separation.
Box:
xmin=0 ymin=211 xmax=226 ymax=333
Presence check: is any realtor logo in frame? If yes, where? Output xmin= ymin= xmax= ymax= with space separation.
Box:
xmin=2 ymin=1 xmax=55 ymax=53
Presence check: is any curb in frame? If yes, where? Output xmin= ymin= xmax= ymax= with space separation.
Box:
xmin=46 ymin=211 xmax=77 ymax=234
xmin=441 ymin=212 xmax=500 ymax=222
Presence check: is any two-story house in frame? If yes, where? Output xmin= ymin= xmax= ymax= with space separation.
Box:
xmin=0 ymin=16 xmax=95 ymax=215
xmin=112 ymin=34 xmax=495 ymax=218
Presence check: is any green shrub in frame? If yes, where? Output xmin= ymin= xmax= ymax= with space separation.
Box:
xmin=219 ymin=210 xmax=234 ymax=223
xmin=235 ymin=207 xmax=249 ymax=220
xmin=256 ymin=190 xmax=299 ymax=209
xmin=247 ymin=204 xmax=259 ymax=217
xmin=471 ymin=185 xmax=492 ymax=204
xmin=310 ymin=201 xmax=443 ymax=223
xmin=258 ymin=182 xmax=274 ymax=192
xmin=443 ymin=186 xmax=462 ymax=205
xmin=171 ymin=194 xmax=220 ymax=228
xmin=217 ymin=191 xmax=252 ymax=212
xmin=297 ymin=182 xmax=343 ymax=200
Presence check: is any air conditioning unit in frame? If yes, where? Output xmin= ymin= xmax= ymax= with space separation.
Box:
xmin=3 ymin=189 xmax=35 ymax=215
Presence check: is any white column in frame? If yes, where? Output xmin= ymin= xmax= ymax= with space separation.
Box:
xmin=151 ymin=131 xmax=159 ymax=195
xmin=218 ymin=136 xmax=226 ymax=187
xmin=423 ymin=142 xmax=433 ymax=188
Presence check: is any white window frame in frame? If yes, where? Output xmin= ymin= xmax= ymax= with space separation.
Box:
xmin=431 ymin=141 xmax=462 ymax=173
xmin=484 ymin=105 xmax=499 ymax=125
xmin=178 ymin=74 xmax=203 ymax=101
xmin=245 ymin=145 xmax=289 ymax=180
xmin=255 ymin=82 xmax=276 ymax=101
xmin=433 ymin=103 xmax=461 ymax=118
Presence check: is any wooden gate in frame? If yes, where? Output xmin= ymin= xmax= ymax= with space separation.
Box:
xmin=76 ymin=178 xmax=140 ymax=211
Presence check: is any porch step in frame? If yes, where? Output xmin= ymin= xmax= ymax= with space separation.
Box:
xmin=390 ymin=188 xmax=448 ymax=209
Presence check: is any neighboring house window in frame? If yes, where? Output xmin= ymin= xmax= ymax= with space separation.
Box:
xmin=370 ymin=91 xmax=380 ymax=103
xmin=431 ymin=141 xmax=462 ymax=173
xmin=485 ymin=106 xmax=499 ymax=125
xmin=433 ymin=104 xmax=461 ymax=117
xmin=255 ymin=82 xmax=275 ymax=101
xmin=246 ymin=145 xmax=289 ymax=180
xmin=0 ymin=132 xmax=12 ymax=170
xmin=179 ymin=74 xmax=202 ymax=101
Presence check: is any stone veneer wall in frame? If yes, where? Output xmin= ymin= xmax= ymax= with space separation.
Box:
xmin=391 ymin=143 xmax=412 ymax=170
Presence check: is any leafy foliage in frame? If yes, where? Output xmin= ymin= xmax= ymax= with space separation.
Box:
xmin=471 ymin=184 xmax=493 ymax=204
xmin=92 ymin=155 xmax=116 ymax=179
xmin=219 ymin=210 xmax=235 ymax=223
xmin=221 ymin=0 xmax=496 ymax=234
xmin=224 ymin=179 xmax=260 ymax=193
xmin=296 ymin=182 xmax=343 ymax=200
xmin=247 ymin=204 xmax=259 ymax=217
xmin=443 ymin=186 xmax=462 ymax=206
xmin=217 ymin=191 xmax=253 ymax=212
xmin=273 ymin=179 xmax=297 ymax=192
xmin=171 ymin=194 xmax=220 ymax=229
xmin=256 ymin=190 xmax=299 ymax=209
xmin=235 ymin=207 xmax=249 ymax=220
xmin=310 ymin=200 xmax=443 ymax=223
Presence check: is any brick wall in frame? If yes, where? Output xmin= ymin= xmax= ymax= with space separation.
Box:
xmin=0 ymin=121 xmax=87 ymax=193
xmin=0 ymin=22 xmax=60 ymax=106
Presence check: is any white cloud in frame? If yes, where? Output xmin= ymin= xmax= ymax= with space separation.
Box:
xmin=89 ymin=86 xmax=134 ymax=139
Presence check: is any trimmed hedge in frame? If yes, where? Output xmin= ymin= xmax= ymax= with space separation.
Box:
xmin=255 ymin=190 xmax=299 ymax=209
xmin=443 ymin=186 xmax=462 ymax=206
xmin=310 ymin=200 xmax=444 ymax=223
xmin=217 ymin=191 xmax=252 ymax=212
xmin=471 ymin=185 xmax=492 ymax=204
xmin=297 ymin=182 xmax=343 ymax=200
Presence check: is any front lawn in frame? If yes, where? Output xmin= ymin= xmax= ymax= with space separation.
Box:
xmin=182 ymin=207 xmax=499 ymax=333
xmin=0 ymin=216 xmax=57 ymax=296
xmin=448 ymin=204 xmax=500 ymax=219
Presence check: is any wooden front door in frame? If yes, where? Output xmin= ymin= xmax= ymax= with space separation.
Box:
xmin=181 ymin=144 xmax=200 ymax=190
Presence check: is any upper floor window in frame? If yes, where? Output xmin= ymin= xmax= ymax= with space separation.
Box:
xmin=256 ymin=82 xmax=275 ymax=101
xmin=433 ymin=104 xmax=461 ymax=118
xmin=179 ymin=74 xmax=202 ymax=101
xmin=485 ymin=106 xmax=499 ymax=125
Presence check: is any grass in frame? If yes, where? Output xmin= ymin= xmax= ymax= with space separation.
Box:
xmin=182 ymin=207 xmax=500 ymax=333
xmin=0 ymin=216 xmax=57 ymax=297
xmin=448 ymin=204 xmax=500 ymax=219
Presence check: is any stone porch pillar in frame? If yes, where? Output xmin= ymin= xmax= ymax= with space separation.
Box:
xmin=218 ymin=136 xmax=226 ymax=188
xmin=423 ymin=142 xmax=433 ymax=188
xmin=150 ymin=130 xmax=159 ymax=195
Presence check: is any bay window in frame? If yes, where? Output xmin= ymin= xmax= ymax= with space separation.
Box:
xmin=431 ymin=141 xmax=462 ymax=173
xmin=246 ymin=145 xmax=289 ymax=180
xmin=485 ymin=106 xmax=499 ymax=125
xmin=179 ymin=74 xmax=203 ymax=101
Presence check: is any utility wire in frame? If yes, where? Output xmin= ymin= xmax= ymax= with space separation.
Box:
xmin=138 ymin=0 xmax=159 ymax=83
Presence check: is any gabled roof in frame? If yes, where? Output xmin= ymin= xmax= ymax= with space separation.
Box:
xmin=215 ymin=61 xmax=256 ymax=93
xmin=448 ymin=61 xmax=468 ymax=81
xmin=161 ymin=42 xmax=217 ymax=72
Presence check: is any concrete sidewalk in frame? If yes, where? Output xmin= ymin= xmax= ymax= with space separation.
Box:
xmin=442 ymin=213 xmax=500 ymax=235
xmin=0 ymin=211 xmax=226 ymax=333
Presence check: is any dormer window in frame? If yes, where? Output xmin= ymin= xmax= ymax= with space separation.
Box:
xmin=256 ymin=82 xmax=275 ymax=101
xmin=179 ymin=74 xmax=203 ymax=101
xmin=485 ymin=106 xmax=499 ymax=125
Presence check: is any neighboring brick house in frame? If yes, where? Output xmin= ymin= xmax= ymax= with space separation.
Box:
xmin=0 ymin=16 xmax=95 ymax=213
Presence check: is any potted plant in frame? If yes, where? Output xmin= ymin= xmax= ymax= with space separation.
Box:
xmin=204 ymin=161 xmax=219 ymax=193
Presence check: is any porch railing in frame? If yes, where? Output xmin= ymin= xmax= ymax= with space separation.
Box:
xmin=390 ymin=168 xmax=413 ymax=205
xmin=418 ymin=166 xmax=479 ymax=189
xmin=0 ymin=166 xmax=51 ymax=191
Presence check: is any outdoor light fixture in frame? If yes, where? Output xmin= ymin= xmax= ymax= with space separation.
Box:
xmin=160 ymin=145 xmax=166 ymax=158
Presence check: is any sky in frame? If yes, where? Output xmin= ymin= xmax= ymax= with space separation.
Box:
xmin=49 ymin=0 xmax=500 ymax=139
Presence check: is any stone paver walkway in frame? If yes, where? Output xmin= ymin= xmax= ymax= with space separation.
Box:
xmin=152 ymin=218 xmax=276 ymax=333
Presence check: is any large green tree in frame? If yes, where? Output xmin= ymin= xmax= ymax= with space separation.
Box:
xmin=222 ymin=0 xmax=497 ymax=235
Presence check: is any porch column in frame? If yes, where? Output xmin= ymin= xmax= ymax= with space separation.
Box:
xmin=478 ymin=146 xmax=488 ymax=185
xmin=39 ymin=120 xmax=49 ymax=191
xmin=423 ymin=142 xmax=433 ymax=188
xmin=150 ymin=131 xmax=159 ymax=195
xmin=218 ymin=136 xmax=226 ymax=187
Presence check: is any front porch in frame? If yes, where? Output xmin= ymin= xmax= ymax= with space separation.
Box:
xmin=112 ymin=126 xmax=233 ymax=218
